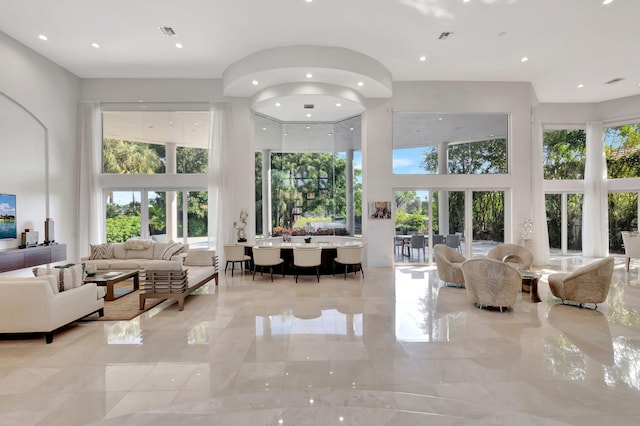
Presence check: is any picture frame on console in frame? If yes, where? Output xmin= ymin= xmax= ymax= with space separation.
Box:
xmin=0 ymin=193 xmax=17 ymax=240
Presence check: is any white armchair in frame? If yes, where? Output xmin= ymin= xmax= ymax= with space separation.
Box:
xmin=0 ymin=275 xmax=104 ymax=343
xmin=621 ymin=231 xmax=640 ymax=271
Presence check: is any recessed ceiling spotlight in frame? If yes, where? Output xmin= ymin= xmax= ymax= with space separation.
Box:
xmin=328 ymin=133 xmax=333 ymax=136
xmin=463 ymin=0 xmax=471 ymax=3
xmin=577 ymin=84 xmax=585 ymax=88
xmin=91 ymin=42 xmax=100 ymax=49
xmin=419 ymin=55 xmax=427 ymax=62
xmin=305 ymin=0 xmax=313 ymax=3
xmin=175 ymin=43 xmax=183 ymax=49
xmin=38 ymin=34 xmax=48 ymax=41
xmin=306 ymin=126 xmax=311 ymax=129
xmin=252 ymin=80 xmax=259 ymax=85
xmin=349 ymin=127 xmax=354 ymax=131
xmin=193 ymin=122 xmax=199 ymax=126
xmin=262 ymin=127 xmax=267 ymax=131
xmin=169 ymin=121 xmax=174 ymax=124
xmin=275 ymin=102 xmax=281 ymax=107
xmin=284 ymin=132 xmax=288 ymax=136
xmin=603 ymin=0 xmax=613 ymax=4
xmin=336 ymin=103 xmax=342 ymax=107
xmin=521 ymin=56 xmax=529 ymax=62
xmin=438 ymin=117 xmax=443 ymax=121
xmin=306 ymin=113 xmax=312 ymax=117
xmin=357 ymin=81 xmax=364 ymax=87
xmin=306 ymin=73 xmax=313 ymax=79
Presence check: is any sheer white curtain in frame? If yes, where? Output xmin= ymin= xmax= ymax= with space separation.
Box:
xmin=582 ymin=121 xmax=608 ymax=257
xmin=531 ymin=105 xmax=550 ymax=265
xmin=208 ymin=102 xmax=229 ymax=255
xmin=75 ymin=102 xmax=104 ymax=256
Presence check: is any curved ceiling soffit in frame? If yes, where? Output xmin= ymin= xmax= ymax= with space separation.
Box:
xmin=223 ymin=45 xmax=393 ymax=99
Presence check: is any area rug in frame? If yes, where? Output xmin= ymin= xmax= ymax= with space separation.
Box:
xmin=85 ymin=283 xmax=165 ymax=321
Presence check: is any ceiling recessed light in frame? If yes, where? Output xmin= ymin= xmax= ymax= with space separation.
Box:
xmin=175 ymin=43 xmax=183 ymax=48
xmin=306 ymin=73 xmax=313 ymax=79
xmin=577 ymin=84 xmax=585 ymax=88
xmin=262 ymin=127 xmax=267 ymax=131
xmin=169 ymin=121 xmax=174 ymax=124
xmin=350 ymin=127 xmax=354 ymax=131
xmin=419 ymin=55 xmax=427 ymax=62
xmin=521 ymin=56 xmax=529 ymax=62
xmin=193 ymin=122 xmax=199 ymax=126
xmin=38 ymin=34 xmax=47 ymax=41
xmin=328 ymin=133 xmax=333 ymax=136
xmin=306 ymin=113 xmax=312 ymax=117
xmin=306 ymin=126 xmax=311 ymax=129
xmin=603 ymin=0 xmax=613 ymax=4
xmin=252 ymin=80 xmax=259 ymax=85
xmin=284 ymin=132 xmax=288 ymax=136
xmin=91 ymin=42 xmax=100 ymax=49
xmin=438 ymin=117 xmax=443 ymax=121
xmin=336 ymin=103 xmax=342 ymax=107
xmin=305 ymin=0 xmax=313 ymax=3
xmin=463 ymin=0 xmax=471 ymax=3
xmin=275 ymin=102 xmax=281 ymax=107
xmin=357 ymin=81 xmax=364 ymax=87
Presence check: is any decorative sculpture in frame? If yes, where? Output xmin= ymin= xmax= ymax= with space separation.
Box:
xmin=234 ymin=208 xmax=248 ymax=242
xmin=521 ymin=218 xmax=534 ymax=240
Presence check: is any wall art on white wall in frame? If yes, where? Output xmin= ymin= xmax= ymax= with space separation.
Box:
xmin=369 ymin=201 xmax=391 ymax=219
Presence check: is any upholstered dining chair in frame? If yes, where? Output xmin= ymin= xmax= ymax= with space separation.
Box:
xmin=334 ymin=245 xmax=365 ymax=280
xmin=445 ymin=234 xmax=462 ymax=253
xmin=434 ymin=244 xmax=466 ymax=287
xmin=223 ymin=244 xmax=251 ymax=276
xmin=621 ymin=231 xmax=640 ymax=271
xmin=293 ymin=246 xmax=322 ymax=283
xmin=410 ymin=234 xmax=425 ymax=259
xmin=547 ymin=257 xmax=614 ymax=309
xmin=487 ymin=243 xmax=534 ymax=271
xmin=251 ymin=246 xmax=284 ymax=282
xmin=461 ymin=258 xmax=522 ymax=312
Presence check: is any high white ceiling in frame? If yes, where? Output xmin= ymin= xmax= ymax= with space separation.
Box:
xmin=1 ymin=0 xmax=638 ymax=109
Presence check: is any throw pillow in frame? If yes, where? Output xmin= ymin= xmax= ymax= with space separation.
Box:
xmin=161 ymin=242 xmax=185 ymax=260
xmin=89 ymin=243 xmax=113 ymax=260
xmin=184 ymin=249 xmax=215 ymax=266
xmin=124 ymin=238 xmax=154 ymax=250
xmin=33 ymin=263 xmax=84 ymax=292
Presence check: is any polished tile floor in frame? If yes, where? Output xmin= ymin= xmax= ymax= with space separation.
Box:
xmin=1 ymin=255 xmax=640 ymax=425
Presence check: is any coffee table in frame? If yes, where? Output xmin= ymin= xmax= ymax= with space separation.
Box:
xmin=521 ymin=271 xmax=541 ymax=303
xmin=83 ymin=270 xmax=139 ymax=301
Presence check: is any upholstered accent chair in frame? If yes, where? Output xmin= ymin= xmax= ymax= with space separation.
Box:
xmin=293 ymin=246 xmax=322 ymax=283
xmin=223 ymin=244 xmax=251 ymax=276
xmin=461 ymin=258 xmax=522 ymax=311
xmin=547 ymin=257 xmax=614 ymax=309
xmin=334 ymin=245 xmax=365 ymax=280
xmin=487 ymin=243 xmax=534 ymax=271
xmin=251 ymin=246 xmax=284 ymax=282
xmin=434 ymin=244 xmax=466 ymax=287
xmin=621 ymin=231 xmax=640 ymax=271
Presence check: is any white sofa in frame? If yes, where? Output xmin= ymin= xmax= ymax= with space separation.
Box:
xmin=82 ymin=241 xmax=190 ymax=271
xmin=0 ymin=275 xmax=105 ymax=343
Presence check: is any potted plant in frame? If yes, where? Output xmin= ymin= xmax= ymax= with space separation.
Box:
xmin=304 ymin=237 xmax=312 ymax=243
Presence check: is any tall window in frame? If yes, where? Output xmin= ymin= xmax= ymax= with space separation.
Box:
xmin=543 ymin=129 xmax=586 ymax=180
xmin=255 ymin=114 xmax=362 ymax=237
xmin=101 ymin=104 xmax=211 ymax=243
xmin=392 ymin=112 xmax=509 ymax=175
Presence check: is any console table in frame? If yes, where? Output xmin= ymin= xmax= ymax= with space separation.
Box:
xmin=0 ymin=244 xmax=67 ymax=273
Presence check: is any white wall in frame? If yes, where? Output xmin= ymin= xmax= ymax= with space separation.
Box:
xmin=0 ymin=32 xmax=79 ymax=261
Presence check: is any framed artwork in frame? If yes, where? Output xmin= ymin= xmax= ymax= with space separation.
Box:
xmin=369 ymin=201 xmax=391 ymax=219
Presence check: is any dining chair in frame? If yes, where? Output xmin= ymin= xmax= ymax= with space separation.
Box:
xmin=223 ymin=244 xmax=251 ymax=276
xmin=410 ymin=234 xmax=425 ymax=259
xmin=251 ymin=246 xmax=284 ymax=282
xmin=334 ymin=245 xmax=365 ymax=280
xmin=293 ymin=246 xmax=322 ymax=283
xmin=446 ymin=234 xmax=462 ymax=253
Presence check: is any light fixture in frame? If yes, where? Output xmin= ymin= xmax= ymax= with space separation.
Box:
xmin=349 ymin=127 xmax=354 ymax=131
xmin=577 ymin=83 xmax=585 ymax=88
xmin=438 ymin=117 xmax=443 ymax=121
xmin=603 ymin=0 xmax=613 ymax=4
xmin=306 ymin=113 xmax=311 ymax=117
xmin=357 ymin=81 xmax=364 ymax=87
xmin=91 ymin=42 xmax=100 ymax=48
xmin=419 ymin=55 xmax=427 ymax=62
xmin=463 ymin=0 xmax=471 ymax=3
xmin=305 ymin=0 xmax=313 ymax=3
xmin=252 ymin=80 xmax=259 ymax=85
xmin=336 ymin=103 xmax=342 ymax=107
xmin=175 ymin=42 xmax=183 ymax=49
xmin=521 ymin=56 xmax=529 ymax=62
xmin=38 ymin=34 xmax=47 ymax=41
xmin=306 ymin=73 xmax=313 ymax=78
xmin=262 ymin=127 xmax=267 ymax=131
xmin=306 ymin=126 xmax=311 ymax=129
xmin=275 ymin=102 xmax=281 ymax=106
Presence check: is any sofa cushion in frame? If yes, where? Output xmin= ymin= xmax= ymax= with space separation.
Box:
xmin=126 ymin=245 xmax=154 ymax=260
xmin=184 ymin=249 xmax=215 ymax=266
xmin=33 ymin=264 xmax=84 ymax=292
xmin=89 ymin=243 xmax=113 ymax=260
xmin=143 ymin=260 xmax=183 ymax=271
xmin=112 ymin=243 xmax=127 ymax=259
xmin=153 ymin=242 xmax=170 ymax=259
xmin=160 ymin=242 xmax=186 ymax=260
xmin=109 ymin=260 xmax=146 ymax=270
xmin=124 ymin=238 xmax=154 ymax=250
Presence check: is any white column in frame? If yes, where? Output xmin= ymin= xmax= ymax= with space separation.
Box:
xmin=346 ymin=149 xmax=354 ymax=236
xmin=582 ymin=121 xmax=608 ymax=257
xmin=262 ymin=150 xmax=272 ymax=236
xmin=438 ymin=142 xmax=449 ymax=235
xmin=165 ymin=143 xmax=178 ymax=242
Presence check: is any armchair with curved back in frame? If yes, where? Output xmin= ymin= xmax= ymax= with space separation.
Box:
xmin=293 ymin=246 xmax=322 ymax=283
xmin=251 ymin=246 xmax=284 ymax=282
xmin=434 ymin=244 xmax=466 ymax=287
xmin=621 ymin=231 xmax=640 ymax=271
xmin=547 ymin=257 xmax=614 ymax=309
xmin=486 ymin=244 xmax=534 ymax=271
xmin=223 ymin=244 xmax=251 ymax=277
xmin=334 ymin=245 xmax=365 ymax=280
xmin=461 ymin=258 xmax=522 ymax=311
